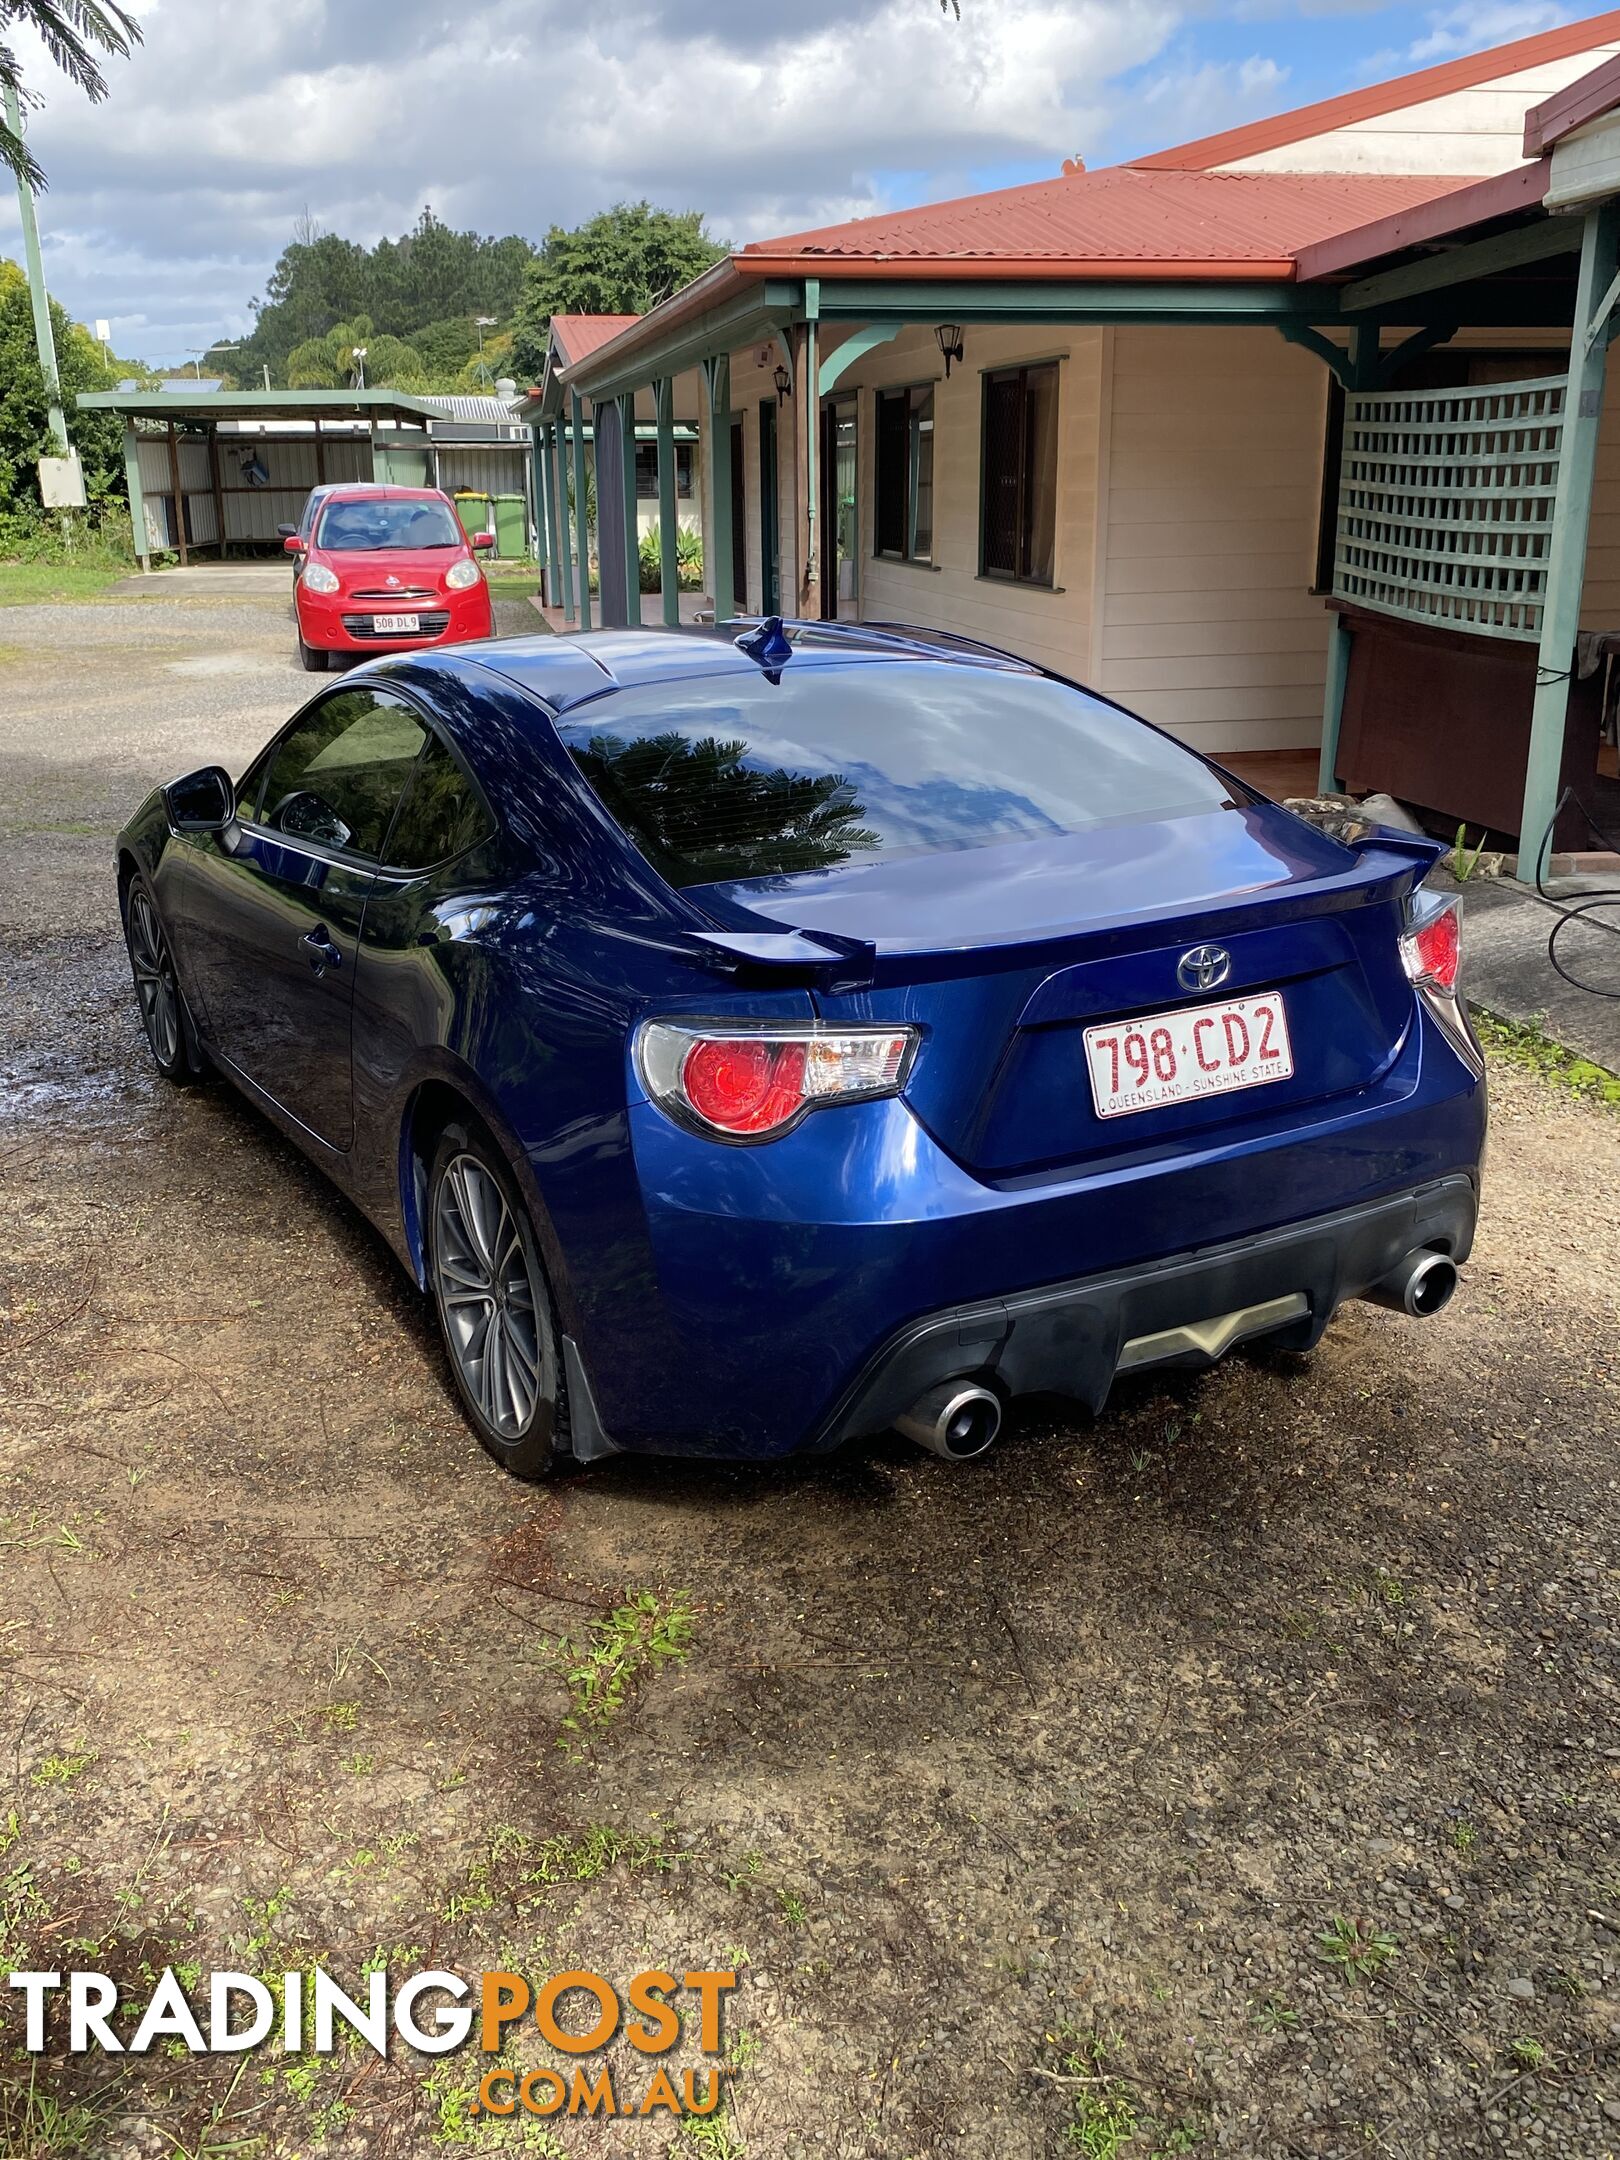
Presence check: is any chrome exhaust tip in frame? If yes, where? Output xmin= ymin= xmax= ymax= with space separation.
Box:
xmin=1362 ymin=1249 xmax=1459 ymax=1319
xmin=894 ymin=1380 xmax=1003 ymax=1462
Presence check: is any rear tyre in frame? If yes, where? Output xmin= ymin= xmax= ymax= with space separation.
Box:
xmin=427 ymin=1121 xmax=565 ymax=1480
xmin=123 ymin=876 xmax=197 ymax=1084
xmin=298 ymin=635 xmax=328 ymax=672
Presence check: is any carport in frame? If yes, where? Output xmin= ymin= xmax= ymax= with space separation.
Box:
xmin=74 ymin=387 xmax=445 ymax=571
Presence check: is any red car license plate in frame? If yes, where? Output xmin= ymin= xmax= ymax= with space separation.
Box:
xmin=1084 ymin=993 xmax=1293 ymax=1119
xmin=371 ymin=612 xmax=420 ymax=633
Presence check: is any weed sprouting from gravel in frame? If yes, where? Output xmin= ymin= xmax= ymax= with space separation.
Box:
xmin=545 ymin=1588 xmax=697 ymax=1757
xmin=1317 ymin=1914 xmax=1400 ymax=1983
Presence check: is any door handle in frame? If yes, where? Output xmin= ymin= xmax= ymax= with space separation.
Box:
xmin=302 ymin=926 xmax=342 ymax=974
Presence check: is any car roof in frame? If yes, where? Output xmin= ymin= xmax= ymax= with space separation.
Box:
xmin=317 ymin=483 xmax=451 ymax=504
xmin=461 ymin=618 xmax=1042 ymax=718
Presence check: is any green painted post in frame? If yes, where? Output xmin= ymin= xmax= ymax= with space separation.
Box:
xmin=4 ymin=81 xmax=68 ymax=459
xmin=706 ymin=356 xmax=734 ymax=622
xmin=531 ymin=423 xmax=551 ymax=592
xmin=618 ymin=393 xmax=641 ymax=626
xmin=1520 ymin=201 xmax=1620 ymax=880
xmin=655 ymin=378 xmax=680 ymax=628
xmin=1317 ymin=624 xmax=1352 ymax=794
xmin=571 ymin=392 xmax=593 ymax=633
xmin=1317 ymin=323 xmax=1381 ymax=794
xmin=122 ymin=423 xmax=150 ymax=571
xmin=550 ymin=425 xmax=574 ymax=622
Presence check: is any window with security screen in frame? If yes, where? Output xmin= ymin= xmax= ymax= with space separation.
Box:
xmin=1331 ymin=376 xmax=1566 ymax=641
xmin=981 ymin=362 xmax=1058 ymax=586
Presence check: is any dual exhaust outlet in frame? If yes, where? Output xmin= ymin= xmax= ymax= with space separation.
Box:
xmin=892 ymin=1246 xmax=1458 ymax=1464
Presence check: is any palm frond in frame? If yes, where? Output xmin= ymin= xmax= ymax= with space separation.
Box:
xmin=0 ymin=1 xmax=142 ymax=104
xmin=0 ymin=41 xmax=46 ymax=188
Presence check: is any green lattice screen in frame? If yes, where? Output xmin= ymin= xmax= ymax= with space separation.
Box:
xmin=1332 ymin=375 xmax=1566 ymax=641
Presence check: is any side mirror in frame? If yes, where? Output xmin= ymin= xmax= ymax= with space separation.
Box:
xmin=472 ymin=530 xmax=496 ymax=553
xmin=283 ymin=533 xmax=306 ymax=555
xmin=276 ymin=523 xmax=297 ymax=539
xmin=164 ymin=764 xmax=237 ymax=836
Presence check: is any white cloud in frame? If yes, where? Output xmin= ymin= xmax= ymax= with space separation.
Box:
xmin=0 ymin=0 xmax=1337 ymax=365
xmin=1404 ymin=2 xmax=1570 ymax=63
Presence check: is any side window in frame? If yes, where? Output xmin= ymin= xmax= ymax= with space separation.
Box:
xmin=259 ymin=687 xmax=428 ymax=858
xmin=386 ymin=730 xmax=493 ymax=869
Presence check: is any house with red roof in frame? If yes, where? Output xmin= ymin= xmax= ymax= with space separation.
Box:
xmin=521 ymin=11 xmax=1620 ymax=868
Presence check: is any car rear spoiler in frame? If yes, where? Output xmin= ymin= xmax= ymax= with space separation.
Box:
xmin=598 ymin=920 xmax=878 ymax=991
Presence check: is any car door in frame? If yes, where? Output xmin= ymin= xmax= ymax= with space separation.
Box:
xmin=180 ymin=683 xmax=431 ymax=1148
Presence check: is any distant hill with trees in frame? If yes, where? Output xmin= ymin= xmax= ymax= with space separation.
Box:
xmin=212 ymin=207 xmax=536 ymax=392
xmin=208 ymin=201 xmax=730 ymax=393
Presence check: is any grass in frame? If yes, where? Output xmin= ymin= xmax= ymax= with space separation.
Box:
xmin=0 ymin=2061 xmax=124 ymax=2156
xmin=1473 ymin=1009 xmax=1620 ymax=1107
xmin=526 ymin=1821 xmax=672 ymax=1883
xmin=546 ymin=1588 xmax=696 ymax=1757
xmin=1316 ymin=1914 xmax=1400 ymax=1983
xmin=0 ymin=560 xmax=128 ymax=606
xmin=1250 ymin=1996 xmax=1300 ymax=2034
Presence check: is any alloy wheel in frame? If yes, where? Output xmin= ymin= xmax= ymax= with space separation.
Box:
xmin=128 ymin=887 xmax=182 ymax=1070
xmin=432 ymin=1152 xmax=546 ymax=1439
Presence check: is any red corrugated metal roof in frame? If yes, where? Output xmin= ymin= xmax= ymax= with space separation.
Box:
xmin=1137 ymin=7 xmax=1620 ymax=171
xmin=739 ymin=167 xmax=1479 ymax=276
xmin=548 ymin=313 xmax=642 ymax=364
xmin=1293 ymin=161 xmax=1554 ymax=283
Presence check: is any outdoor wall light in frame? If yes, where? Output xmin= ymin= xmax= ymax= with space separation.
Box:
xmin=773 ymin=362 xmax=792 ymax=403
xmin=935 ymin=323 xmax=964 ymax=379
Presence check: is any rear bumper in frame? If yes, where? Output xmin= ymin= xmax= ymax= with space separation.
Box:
xmin=805 ymin=1172 xmax=1478 ymax=1451
xmin=558 ymin=998 xmax=1486 ymax=1461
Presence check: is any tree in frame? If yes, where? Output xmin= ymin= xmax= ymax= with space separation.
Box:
xmin=226 ymin=206 xmax=535 ymax=388
xmin=510 ymin=204 xmax=728 ymax=382
xmin=284 ymin=316 xmax=427 ymax=392
xmin=1 ymin=0 xmax=141 ymax=189
xmin=0 ymin=255 xmax=132 ymax=512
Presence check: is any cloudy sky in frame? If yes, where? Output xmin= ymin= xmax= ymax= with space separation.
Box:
xmin=0 ymin=0 xmax=1593 ymax=366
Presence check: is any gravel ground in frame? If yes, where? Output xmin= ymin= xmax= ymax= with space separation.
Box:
xmin=2 ymin=580 xmax=1620 ymax=2159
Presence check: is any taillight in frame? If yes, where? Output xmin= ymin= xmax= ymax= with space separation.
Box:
xmin=636 ymin=1021 xmax=917 ymax=1141
xmin=1400 ymin=893 xmax=1462 ymax=994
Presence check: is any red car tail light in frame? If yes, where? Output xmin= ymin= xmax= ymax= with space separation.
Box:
xmin=637 ymin=1022 xmax=917 ymax=1141
xmin=1400 ymin=893 xmax=1462 ymax=993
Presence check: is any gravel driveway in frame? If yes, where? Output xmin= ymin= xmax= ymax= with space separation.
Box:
xmin=2 ymin=576 xmax=1619 ymax=2158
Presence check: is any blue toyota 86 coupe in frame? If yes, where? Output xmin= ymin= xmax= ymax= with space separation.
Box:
xmin=117 ymin=619 xmax=1486 ymax=1477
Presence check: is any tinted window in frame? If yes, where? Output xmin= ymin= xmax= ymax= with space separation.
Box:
xmin=259 ymin=688 xmax=428 ymax=858
xmin=982 ymin=362 xmax=1058 ymax=586
xmin=559 ymin=661 xmax=1234 ymax=888
xmin=316 ymin=497 xmax=462 ymax=551
xmin=874 ymin=385 xmax=933 ymax=562
xmin=386 ymin=731 xmax=492 ymax=868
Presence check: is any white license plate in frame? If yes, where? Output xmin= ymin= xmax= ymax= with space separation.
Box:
xmin=371 ymin=613 xmax=420 ymax=633
xmin=1084 ymin=992 xmax=1293 ymax=1119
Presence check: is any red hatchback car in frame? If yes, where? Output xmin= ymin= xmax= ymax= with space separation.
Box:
xmin=287 ymin=484 xmax=495 ymax=670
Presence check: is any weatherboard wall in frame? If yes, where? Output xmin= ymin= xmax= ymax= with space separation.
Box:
xmin=1092 ymin=325 xmax=1334 ymax=756
xmin=840 ymin=322 xmax=1105 ymax=680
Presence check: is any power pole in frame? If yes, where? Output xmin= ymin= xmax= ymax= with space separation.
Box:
xmin=3 ymin=80 xmax=70 ymax=457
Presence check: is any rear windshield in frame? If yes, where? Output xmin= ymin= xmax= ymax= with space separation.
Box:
xmin=316 ymin=497 xmax=462 ymax=551
xmin=556 ymin=660 xmax=1235 ymax=888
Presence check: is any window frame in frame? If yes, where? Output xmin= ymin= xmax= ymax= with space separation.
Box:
xmin=872 ymin=381 xmax=936 ymax=565
xmin=978 ymin=359 xmax=1060 ymax=589
xmin=234 ymin=684 xmax=496 ymax=876
xmin=633 ymin=441 xmax=694 ymax=501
